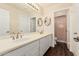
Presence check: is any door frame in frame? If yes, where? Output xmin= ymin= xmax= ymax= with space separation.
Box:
xmin=53 ymin=8 xmax=70 ymax=50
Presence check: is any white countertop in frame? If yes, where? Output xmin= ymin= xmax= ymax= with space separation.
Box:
xmin=0 ymin=32 xmax=52 ymax=55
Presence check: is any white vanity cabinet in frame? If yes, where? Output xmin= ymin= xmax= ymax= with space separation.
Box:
xmin=4 ymin=46 xmax=26 ymax=56
xmin=3 ymin=34 xmax=52 ymax=56
xmin=24 ymin=40 xmax=39 ymax=56
xmin=39 ymin=35 xmax=51 ymax=56
xmin=4 ymin=40 xmax=39 ymax=56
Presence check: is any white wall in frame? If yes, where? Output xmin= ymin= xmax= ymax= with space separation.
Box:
xmin=68 ymin=6 xmax=76 ymax=54
xmin=69 ymin=4 xmax=79 ymax=55
xmin=43 ymin=10 xmax=54 ymax=47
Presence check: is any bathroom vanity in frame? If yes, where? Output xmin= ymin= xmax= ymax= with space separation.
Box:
xmin=0 ymin=4 xmax=53 ymax=56
xmin=0 ymin=32 xmax=52 ymax=56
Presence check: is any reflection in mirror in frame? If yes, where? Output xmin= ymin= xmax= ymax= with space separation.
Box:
xmin=19 ymin=15 xmax=30 ymax=33
xmin=0 ymin=9 xmax=10 ymax=37
xmin=30 ymin=17 xmax=36 ymax=32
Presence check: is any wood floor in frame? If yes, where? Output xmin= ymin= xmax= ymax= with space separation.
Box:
xmin=44 ymin=42 xmax=74 ymax=56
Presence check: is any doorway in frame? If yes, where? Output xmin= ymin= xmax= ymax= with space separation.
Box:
xmin=54 ymin=15 xmax=67 ymax=43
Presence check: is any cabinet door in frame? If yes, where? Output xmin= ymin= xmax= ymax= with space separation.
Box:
xmin=40 ymin=35 xmax=51 ymax=56
xmin=4 ymin=40 xmax=39 ymax=56
xmin=24 ymin=40 xmax=39 ymax=56
xmin=4 ymin=46 xmax=26 ymax=56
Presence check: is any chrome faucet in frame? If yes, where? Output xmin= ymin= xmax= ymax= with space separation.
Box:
xmin=10 ymin=32 xmax=16 ymax=40
xmin=16 ymin=32 xmax=19 ymax=39
xmin=10 ymin=31 xmax=23 ymax=40
xmin=16 ymin=32 xmax=23 ymax=39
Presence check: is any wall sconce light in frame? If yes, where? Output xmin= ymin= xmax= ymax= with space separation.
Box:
xmin=26 ymin=3 xmax=39 ymax=11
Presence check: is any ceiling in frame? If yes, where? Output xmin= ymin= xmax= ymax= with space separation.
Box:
xmin=37 ymin=3 xmax=73 ymax=9
xmin=6 ymin=3 xmax=41 ymax=15
xmin=7 ymin=3 xmax=73 ymax=9
xmin=6 ymin=3 xmax=73 ymax=14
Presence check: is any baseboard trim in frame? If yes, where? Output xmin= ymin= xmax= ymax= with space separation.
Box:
xmin=56 ymin=40 xmax=67 ymax=43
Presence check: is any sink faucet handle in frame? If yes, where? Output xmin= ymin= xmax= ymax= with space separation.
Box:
xmin=19 ymin=32 xmax=23 ymax=39
xmin=20 ymin=34 xmax=22 ymax=38
xmin=10 ymin=35 xmax=15 ymax=40
xmin=16 ymin=32 xmax=19 ymax=39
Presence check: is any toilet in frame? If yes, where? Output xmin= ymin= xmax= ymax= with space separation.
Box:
xmin=54 ymin=37 xmax=57 ymax=45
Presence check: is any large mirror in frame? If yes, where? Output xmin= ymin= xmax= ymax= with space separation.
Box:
xmin=0 ymin=3 xmax=39 ymax=38
xmin=18 ymin=14 xmax=30 ymax=33
xmin=30 ymin=17 xmax=36 ymax=32
xmin=0 ymin=8 xmax=10 ymax=37
xmin=18 ymin=15 xmax=36 ymax=33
